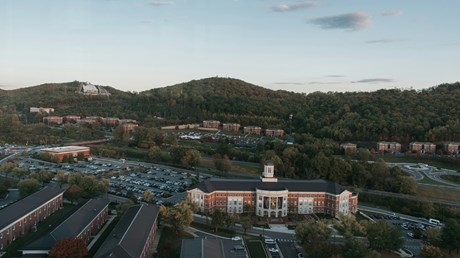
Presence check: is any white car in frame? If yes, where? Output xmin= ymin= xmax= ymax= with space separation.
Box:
xmin=268 ymin=248 xmax=279 ymax=253
xmin=231 ymin=236 xmax=241 ymax=241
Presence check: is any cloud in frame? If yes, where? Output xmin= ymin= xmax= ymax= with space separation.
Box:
xmin=308 ymin=81 xmax=340 ymax=85
xmin=147 ymin=0 xmax=173 ymax=6
xmin=272 ymin=1 xmax=318 ymax=12
xmin=352 ymin=78 xmax=394 ymax=83
xmin=366 ymin=39 xmax=405 ymax=44
xmin=325 ymin=75 xmax=345 ymax=78
xmin=381 ymin=10 xmax=402 ymax=17
xmin=309 ymin=12 xmax=371 ymax=31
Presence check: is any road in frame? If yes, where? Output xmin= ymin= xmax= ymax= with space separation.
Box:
xmin=397 ymin=162 xmax=460 ymax=189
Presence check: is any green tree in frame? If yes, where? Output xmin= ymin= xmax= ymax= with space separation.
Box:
xmin=64 ymin=185 xmax=84 ymax=204
xmin=211 ymin=209 xmax=225 ymax=232
xmin=295 ymin=220 xmax=332 ymax=245
xmin=213 ymin=154 xmax=232 ymax=174
xmin=425 ymin=227 xmax=442 ymax=247
xmin=241 ymin=217 xmax=253 ymax=234
xmin=334 ymin=214 xmax=366 ymax=237
xmin=343 ymin=237 xmax=376 ymax=258
xmin=441 ymin=219 xmax=460 ymax=254
xmin=56 ymin=170 xmax=67 ymax=189
xmin=18 ymin=178 xmax=40 ymax=197
xmin=148 ymin=145 xmax=161 ymax=161
xmin=366 ymin=221 xmax=403 ymax=252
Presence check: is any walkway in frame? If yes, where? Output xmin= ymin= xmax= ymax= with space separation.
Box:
xmin=87 ymin=215 xmax=116 ymax=250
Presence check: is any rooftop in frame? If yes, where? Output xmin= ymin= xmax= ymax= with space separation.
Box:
xmin=41 ymin=146 xmax=89 ymax=152
xmin=181 ymin=238 xmax=249 ymax=258
xmin=94 ymin=204 xmax=160 ymax=258
xmin=0 ymin=187 xmax=65 ymax=231
xmin=21 ymin=198 xmax=110 ymax=252
xmin=195 ymin=178 xmax=345 ymax=195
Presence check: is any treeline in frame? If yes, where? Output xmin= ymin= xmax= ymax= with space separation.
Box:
xmin=2 ymin=78 xmax=460 ymax=143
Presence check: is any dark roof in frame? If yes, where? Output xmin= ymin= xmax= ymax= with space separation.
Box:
xmin=0 ymin=187 xmax=65 ymax=231
xmin=22 ymin=198 xmax=110 ymax=252
xmin=94 ymin=204 xmax=160 ymax=258
xmin=196 ymin=178 xmax=345 ymax=195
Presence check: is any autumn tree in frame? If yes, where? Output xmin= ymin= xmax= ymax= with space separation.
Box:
xmin=160 ymin=200 xmax=194 ymax=234
xmin=295 ymin=220 xmax=332 ymax=245
xmin=64 ymin=185 xmax=84 ymax=204
xmin=421 ymin=245 xmax=445 ymax=258
xmin=48 ymin=238 xmax=89 ymax=258
xmin=181 ymin=149 xmax=201 ymax=168
xmin=241 ymin=217 xmax=253 ymax=234
xmin=213 ymin=153 xmax=232 ymax=174
xmin=211 ymin=209 xmax=225 ymax=232
xmin=143 ymin=190 xmax=154 ymax=203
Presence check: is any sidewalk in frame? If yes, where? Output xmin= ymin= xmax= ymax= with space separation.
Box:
xmin=87 ymin=215 xmax=116 ymax=250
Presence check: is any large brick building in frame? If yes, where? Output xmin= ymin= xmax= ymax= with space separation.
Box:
xmin=376 ymin=141 xmax=401 ymax=154
xmin=265 ymin=129 xmax=284 ymax=137
xmin=222 ymin=123 xmax=241 ymax=132
xmin=188 ymin=161 xmax=358 ymax=218
xmin=21 ymin=198 xmax=110 ymax=256
xmin=43 ymin=116 xmax=63 ymax=125
xmin=203 ymin=120 xmax=221 ymax=129
xmin=243 ymin=126 xmax=262 ymax=135
xmin=40 ymin=146 xmax=90 ymax=163
xmin=409 ymin=142 xmax=436 ymax=154
xmin=0 ymin=187 xmax=64 ymax=251
xmin=444 ymin=142 xmax=460 ymax=155
xmin=94 ymin=204 xmax=160 ymax=258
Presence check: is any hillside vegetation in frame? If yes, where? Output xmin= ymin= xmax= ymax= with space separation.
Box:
xmin=1 ymin=78 xmax=460 ymax=143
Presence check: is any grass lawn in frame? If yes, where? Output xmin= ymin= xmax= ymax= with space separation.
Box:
xmin=418 ymin=176 xmax=447 ymax=185
xmin=245 ymin=239 xmax=267 ymax=258
xmin=4 ymin=203 xmax=77 ymax=257
xmin=440 ymin=175 xmax=460 ymax=184
xmin=417 ymin=185 xmax=460 ymax=202
xmin=157 ymin=226 xmax=193 ymax=258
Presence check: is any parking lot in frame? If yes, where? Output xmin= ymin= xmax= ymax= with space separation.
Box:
xmin=15 ymin=156 xmax=206 ymax=205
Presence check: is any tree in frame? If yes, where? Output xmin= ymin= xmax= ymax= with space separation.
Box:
xmin=241 ymin=217 xmax=253 ymax=234
xmin=31 ymin=169 xmax=52 ymax=185
xmin=366 ymin=221 xmax=403 ymax=252
xmin=116 ymin=199 xmax=135 ymax=214
xmin=12 ymin=167 xmax=28 ymax=179
xmin=48 ymin=238 xmax=89 ymax=258
xmin=295 ymin=220 xmax=332 ymax=245
xmin=441 ymin=219 xmax=460 ymax=254
xmin=143 ymin=190 xmax=154 ymax=203
xmin=334 ymin=214 xmax=366 ymax=237
xmin=211 ymin=209 xmax=225 ymax=232
xmin=64 ymin=185 xmax=84 ymax=204
xmin=56 ymin=170 xmax=67 ymax=189
xmin=421 ymin=245 xmax=445 ymax=258
xmin=343 ymin=237 xmax=375 ymax=258
xmin=148 ymin=145 xmax=161 ymax=161
xmin=18 ymin=178 xmax=40 ymax=197
xmin=424 ymin=227 xmax=442 ymax=247
xmin=181 ymin=149 xmax=201 ymax=168
xmin=213 ymin=154 xmax=232 ymax=174
xmin=225 ymin=212 xmax=238 ymax=230
xmin=160 ymin=200 xmax=194 ymax=234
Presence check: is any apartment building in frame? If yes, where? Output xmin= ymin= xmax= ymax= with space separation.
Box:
xmin=0 ymin=187 xmax=64 ymax=251
xmin=409 ymin=142 xmax=437 ymax=154
xmin=243 ymin=126 xmax=262 ymax=135
xmin=222 ymin=123 xmax=241 ymax=132
xmin=376 ymin=141 xmax=401 ymax=154
xmin=265 ymin=129 xmax=284 ymax=137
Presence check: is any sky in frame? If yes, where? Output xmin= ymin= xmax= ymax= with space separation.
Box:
xmin=0 ymin=0 xmax=459 ymax=93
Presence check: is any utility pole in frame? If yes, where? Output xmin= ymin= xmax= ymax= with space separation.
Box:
xmin=289 ymin=114 xmax=293 ymax=135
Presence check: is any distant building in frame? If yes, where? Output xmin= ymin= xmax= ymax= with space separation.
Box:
xmin=188 ymin=161 xmax=358 ymax=218
xmin=121 ymin=123 xmax=138 ymax=133
xmin=409 ymin=142 xmax=436 ymax=154
xmin=94 ymin=204 xmax=160 ymax=258
xmin=222 ymin=123 xmax=240 ymax=132
xmin=340 ymin=143 xmax=357 ymax=153
xmin=30 ymin=107 xmax=54 ymax=114
xmin=0 ymin=187 xmax=65 ymax=251
xmin=21 ymin=198 xmax=109 ymax=256
xmin=376 ymin=141 xmax=401 ymax=154
xmin=203 ymin=120 xmax=221 ymax=129
xmin=40 ymin=146 xmax=90 ymax=163
xmin=265 ymin=129 xmax=284 ymax=137
xmin=78 ymin=82 xmax=111 ymax=96
xmin=443 ymin=142 xmax=460 ymax=155
xmin=181 ymin=238 xmax=249 ymax=258
xmin=243 ymin=126 xmax=262 ymax=135
xmin=63 ymin=115 xmax=81 ymax=123
xmin=103 ymin=117 xmax=120 ymax=127
xmin=119 ymin=119 xmax=138 ymax=125
xmin=43 ymin=116 xmax=63 ymax=125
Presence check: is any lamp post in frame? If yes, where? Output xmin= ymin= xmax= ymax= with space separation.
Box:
xmin=289 ymin=114 xmax=293 ymax=135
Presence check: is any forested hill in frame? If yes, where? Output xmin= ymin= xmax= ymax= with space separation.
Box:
xmin=1 ymin=78 xmax=460 ymax=143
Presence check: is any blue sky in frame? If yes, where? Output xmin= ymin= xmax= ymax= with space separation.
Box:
xmin=1 ymin=0 xmax=459 ymax=93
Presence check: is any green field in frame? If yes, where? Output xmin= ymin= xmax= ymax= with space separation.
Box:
xmin=440 ymin=175 xmax=460 ymax=184
xmin=246 ymin=239 xmax=267 ymax=258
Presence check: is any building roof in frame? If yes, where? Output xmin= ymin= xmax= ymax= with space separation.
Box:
xmin=41 ymin=146 xmax=89 ymax=153
xmin=0 ymin=187 xmax=65 ymax=231
xmin=21 ymin=198 xmax=110 ymax=252
xmin=195 ymin=178 xmax=345 ymax=195
xmin=94 ymin=204 xmax=160 ymax=258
